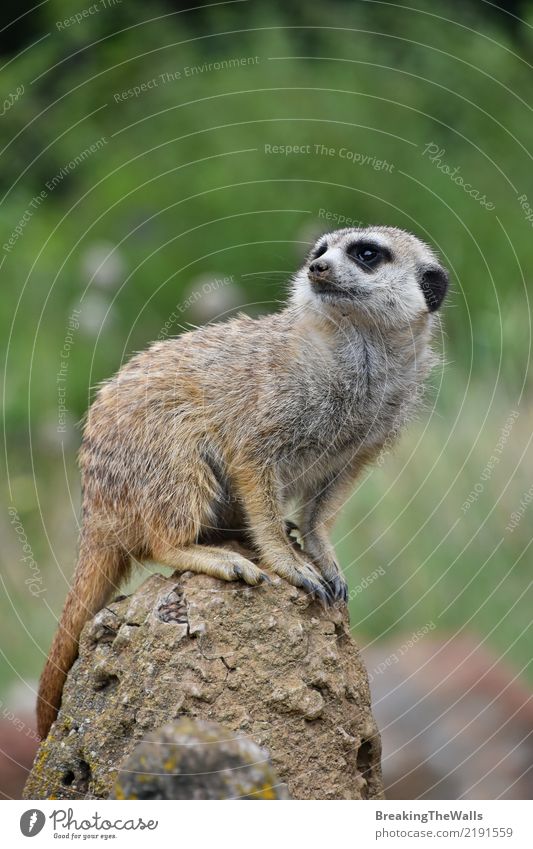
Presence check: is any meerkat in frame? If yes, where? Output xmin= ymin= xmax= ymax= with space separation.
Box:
xmin=37 ymin=225 xmax=448 ymax=739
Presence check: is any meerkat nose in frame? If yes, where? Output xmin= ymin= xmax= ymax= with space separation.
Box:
xmin=309 ymin=259 xmax=330 ymax=275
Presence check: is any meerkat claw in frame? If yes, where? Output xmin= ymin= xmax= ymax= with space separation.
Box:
xmin=327 ymin=574 xmax=348 ymax=604
xmin=323 ymin=581 xmax=338 ymax=606
xmin=299 ymin=577 xmax=330 ymax=606
xmin=232 ymin=562 xmax=270 ymax=586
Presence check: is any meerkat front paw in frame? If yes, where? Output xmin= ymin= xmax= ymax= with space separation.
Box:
xmin=270 ymin=557 xmax=331 ymax=605
xmin=302 ymin=537 xmax=348 ymax=603
xmin=312 ymin=559 xmax=347 ymax=603
xmin=283 ymin=524 xmax=345 ymax=602
xmin=229 ymin=554 xmax=271 ymax=586
xmin=324 ymin=568 xmax=348 ymax=604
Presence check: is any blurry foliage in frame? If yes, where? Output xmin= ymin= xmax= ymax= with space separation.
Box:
xmin=1 ymin=0 xmax=532 ymax=445
xmin=0 ymin=1 xmax=532 ymax=697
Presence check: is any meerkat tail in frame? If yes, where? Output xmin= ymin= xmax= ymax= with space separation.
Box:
xmin=36 ymin=542 xmax=129 ymax=740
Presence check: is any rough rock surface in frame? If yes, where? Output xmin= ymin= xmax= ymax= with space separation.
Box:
xmin=25 ymin=554 xmax=384 ymax=800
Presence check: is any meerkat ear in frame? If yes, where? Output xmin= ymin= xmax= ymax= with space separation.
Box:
xmin=418 ymin=265 xmax=449 ymax=312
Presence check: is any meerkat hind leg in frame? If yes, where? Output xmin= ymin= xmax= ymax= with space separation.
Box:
xmin=149 ymin=542 xmax=270 ymax=586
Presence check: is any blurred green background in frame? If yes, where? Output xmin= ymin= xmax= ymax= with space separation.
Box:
xmin=1 ymin=0 xmax=532 ymax=706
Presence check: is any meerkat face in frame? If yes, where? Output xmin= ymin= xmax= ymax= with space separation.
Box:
xmin=291 ymin=226 xmax=448 ymax=326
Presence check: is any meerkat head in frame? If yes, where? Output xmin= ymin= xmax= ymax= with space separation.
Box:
xmin=290 ymin=226 xmax=448 ymax=328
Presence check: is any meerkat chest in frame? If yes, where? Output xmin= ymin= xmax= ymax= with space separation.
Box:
xmin=282 ymin=334 xmax=423 ymax=468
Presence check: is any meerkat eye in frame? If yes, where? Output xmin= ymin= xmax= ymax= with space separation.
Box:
xmin=347 ymin=242 xmax=390 ymax=270
xmin=358 ymin=247 xmax=379 ymax=263
xmin=311 ymin=241 xmax=327 ymax=260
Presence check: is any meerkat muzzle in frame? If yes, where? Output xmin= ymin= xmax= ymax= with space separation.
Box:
xmin=308 ymin=259 xmax=337 ymax=288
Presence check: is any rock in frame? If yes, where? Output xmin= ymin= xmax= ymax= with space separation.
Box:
xmin=364 ymin=635 xmax=533 ymax=800
xmin=111 ymin=718 xmax=290 ymax=799
xmin=0 ymin=713 xmax=40 ymax=799
xmin=24 ymin=551 xmax=384 ymax=800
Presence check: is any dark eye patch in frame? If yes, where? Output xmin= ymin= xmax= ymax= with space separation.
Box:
xmin=347 ymin=241 xmax=391 ymax=271
xmin=311 ymin=241 xmax=327 ymax=260
xmin=418 ymin=265 xmax=449 ymax=312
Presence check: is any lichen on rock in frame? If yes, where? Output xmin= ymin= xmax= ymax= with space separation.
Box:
xmin=24 ymin=550 xmax=384 ymax=800
xmin=111 ymin=718 xmax=290 ymax=799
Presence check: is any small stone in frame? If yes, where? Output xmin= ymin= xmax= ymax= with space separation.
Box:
xmin=113 ymin=624 xmax=136 ymax=649
xmin=287 ymin=623 xmax=304 ymax=643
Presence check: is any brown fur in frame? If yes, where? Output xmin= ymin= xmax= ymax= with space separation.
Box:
xmin=37 ymin=226 xmax=447 ymax=739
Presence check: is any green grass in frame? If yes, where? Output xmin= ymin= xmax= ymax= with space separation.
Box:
xmin=337 ymin=379 xmax=533 ymax=679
